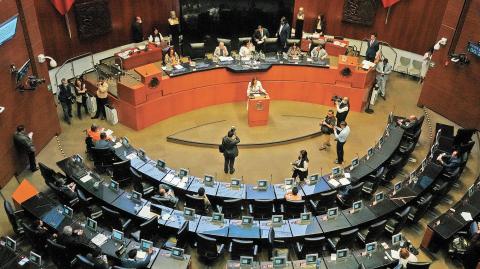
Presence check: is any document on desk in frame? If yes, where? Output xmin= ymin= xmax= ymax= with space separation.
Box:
xmin=328 ymin=178 xmax=340 ymax=188
xmin=137 ymin=205 xmax=157 ymax=219
xmin=461 ymin=212 xmax=473 ymax=221
xmin=126 ymin=153 xmax=137 ymax=160
xmin=344 ymin=172 xmax=351 ymax=179
xmin=177 ymin=178 xmax=188 ymax=189
xmin=91 ymin=233 xmax=108 ymax=247
xmin=339 ymin=177 xmax=351 ymax=186
xmin=219 ymin=56 xmax=234 ymax=62
xmin=390 ymin=250 xmax=399 ymax=259
xmin=80 ymin=174 xmax=92 ymax=183
xmin=113 ymin=142 xmax=122 ymax=149
xmin=104 ymin=129 xmax=114 ymax=137
xmin=174 ymin=64 xmax=184 ymax=70
xmin=162 ymin=173 xmax=175 ymax=184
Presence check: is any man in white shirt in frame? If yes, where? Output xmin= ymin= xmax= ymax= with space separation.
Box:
xmin=214 ymin=42 xmax=229 ymax=58
xmin=311 ymin=44 xmax=328 ymax=60
xmin=334 ymin=121 xmax=350 ymax=164
xmin=375 ymin=58 xmax=393 ymax=99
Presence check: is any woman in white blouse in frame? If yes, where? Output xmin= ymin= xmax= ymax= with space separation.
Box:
xmin=421 ymin=47 xmax=434 ymax=83
xmin=239 ymin=40 xmax=255 ymax=60
xmin=246 ymin=77 xmax=267 ymax=97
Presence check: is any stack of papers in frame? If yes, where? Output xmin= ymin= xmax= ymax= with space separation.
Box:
xmin=126 ymin=153 xmax=137 ymax=160
xmin=328 ymin=179 xmax=340 ymax=187
xmin=219 ymin=56 xmax=234 ymax=62
xmin=174 ymin=64 xmax=184 ymax=70
xmin=461 ymin=212 xmax=473 ymax=221
xmin=113 ymin=142 xmax=122 ymax=149
xmin=136 ymin=250 xmax=147 ymax=259
xmin=80 ymin=174 xmax=92 ymax=183
xmin=91 ymin=233 xmax=108 ymax=247
xmin=339 ymin=178 xmax=351 ymax=186
xmin=361 ymin=60 xmax=376 ymax=70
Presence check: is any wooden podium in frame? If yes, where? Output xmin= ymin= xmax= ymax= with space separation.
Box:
xmin=248 ymin=95 xmax=270 ymax=127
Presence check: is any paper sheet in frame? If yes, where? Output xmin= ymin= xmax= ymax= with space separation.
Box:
xmin=344 ymin=172 xmax=351 ymax=179
xmin=113 ymin=142 xmax=122 ymax=149
xmin=91 ymin=233 xmax=108 ymax=247
xmin=461 ymin=212 xmax=473 ymax=221
xmin=328 ymin=179 xmax=340 ymax=187
xmin=80 ymin=174 xmax=92 ymax=183
xmin=339 ymin=177 xmax=351 ymax=186
xmin=126 ymin=153 xmax=137 ymax=160
xmin=390 ymin=250 xmax=399 ymax=259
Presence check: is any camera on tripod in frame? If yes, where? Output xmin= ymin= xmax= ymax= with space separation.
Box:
xmin=331 ymin=95 xmax=343 ymax=103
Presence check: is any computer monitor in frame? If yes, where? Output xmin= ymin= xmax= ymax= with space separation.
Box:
xmin=171 ymin=247 xmax=184 ymax=260
xmin=366 ymin=242 xmax=377 ymax=254
xmin=257 ymin=179 xmax=268 ymax=190
xmin=178 ymin=168 xmax=189 ymax=178
xmin=156 ymin=159 xmax=166 ymax=169
xmin=204 ymin=175 xmax=214 ymax=187
xmin=300 ymin=212 xmax=312 ymax=223
xmin=5 ymin=236 xmax=16 ymax=251
xmin=468 ymin=184 xmax=475 ymax=197
xmin=327 ymin=207 xmax=338 ymax=219
xmin=284 ymin=178 xmax=294 ymax=188
xmin=86 ymin=218 xmax=97 ymax=232
xmin=121 ymin=137 xmax=130 ymax=147
xmin=231 ymin=178 xmax=241 ymax=188
xmin=272 ymin=215 xmax=283 ymax=227
xmin=212 ymin=212 xmax=224 ymax=223
xmin=305 ymin=254 xmax=318 ymax=265
xmin=62 ymin=205 xmax=73 ymax=218
xmin=109 ymin=180 xmax=119 ymax=191
xmin=378 ymin=136 xmax=385 ymax=148
xmin=183 ymin=207 xmax=195 ymax=220
xmin=240 ymin=256 xmax=254 ymax=266
xmin=140 ymin=239 xmax=153 ymax=251
xmin=150 ymin=203 xmax=163 ymax=215
xmin=392 ymin=233 xmax=402 ymax=246
xmin=131 ymin=191 xmax=142 ymax=202
xmin=309 ymin=174 xmax=319 ymax=185
xmin=29 ymin=251 xmax=42 ymax=266
xmin=367 ymin=147 xmax=374 ymax=157
xmin=336 ymin=249 xmax=348 ymax=260
xmin=332 ymin=167 xmax=342 ymax=177
xmin=242 ymin=216 xmax=253 ymax=225
xmin=374 ymin=192 xmax=384 ymax=203
xmin=137 ymin=149 xmax=146 ymax=160
xmin=394 ymin=182 xmax=402 ymax=193
xmin=352 ymin=200 xmax=363 ymax=212
xmin=272 ymin=256 xmax=287 ymax=267
xmin=112 ymin=229 xmax=124 ymax=242
xmin=351 ymin=157 xmax=359 ymax=169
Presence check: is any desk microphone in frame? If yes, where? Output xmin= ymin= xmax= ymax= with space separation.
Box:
xmin=320 ymin=167 xmax=323 ymax=177
xmin=270 ymin=174 xmax=273 ymax=185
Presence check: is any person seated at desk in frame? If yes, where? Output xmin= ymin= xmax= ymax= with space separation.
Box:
xmin=253 ymin=25 xmax=269 ymax=50
xmin=194 ymin=187 xmax=211 ymax=212
xmin=285 ymin=187 xmax=302 ymax=201
xmin=152 ymin=185 xmax=179 ymax=206
xmin=239 ymin=40 xmax=255 ymax=60
xmin=436 ymin=150 xmax=461 ymax=173
xmin=214 ymin=41 xmax=229 ymax=58
xmin=463 ymin=222 xmax=480 ymax=269
xmin=86 ymin=252 xmax=109 ymax=269
xmin=121 ymin=248 xmax=154 ymax=269
xmin=59 ymin=182 xmax=78 ymax=200
xmin=87 ymin=124 xmax=102 ymax=142
xmin=396 ymin=115 xmax=417 ymax=131
xmin=57 ymin=226 xmax=101 ymax=258
xmin=247 ymin=77 xmax=267 ymax=97
xmin=287 ymin=42 xmax=301 ymax=58
xmin=148 ymin=26 xmax=163 ymax=43
xmin=95 ymin=132 xmax=112 ymax=149
xmin=291 ymin=150 xmax=309 ymax=182
xmin=394 ymin=247 xmax=417 ymax=269
xmin=164 ymin=46 xmax=180 ymax=66
xmin=32 ymin=220 xmax=50 ymax=244
xmin=311 ymin=44 xmax=328 ymax=60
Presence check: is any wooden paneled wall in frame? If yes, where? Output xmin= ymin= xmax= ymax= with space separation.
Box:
xmin=418 ymin=0 xmax=480 ymax=130
xmin=0 ymin=0 xmax=61 ymax=187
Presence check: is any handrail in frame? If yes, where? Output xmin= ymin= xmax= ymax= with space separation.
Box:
xmin=54 ymin=52 xmax=94 ymax=91
xmin=359 ymin=39 xmax=398 ymax=68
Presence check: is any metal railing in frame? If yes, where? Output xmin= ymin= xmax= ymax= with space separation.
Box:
xmin=54 ymin=52 xmax=94 ymax=89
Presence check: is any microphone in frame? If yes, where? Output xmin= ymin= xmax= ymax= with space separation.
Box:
xmin=270 ymin=174 xmax=273 ymax=185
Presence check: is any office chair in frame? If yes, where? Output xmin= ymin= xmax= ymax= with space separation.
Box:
xmin=112 ymin=267 xmax=130 ymax=269
xmin=151 ymin=196 xmax=178 ymax=209
xmin=196 ymin=233 xmax=225 ymax=263
xmin=398 ymin=138 xmax=416 ymax=156
xmin=379 ymin=155 xmax=404 ymax=185
xmin=280 ymin=199 xmax=306 ymax=218
xmin=337 ymin=182 xmax=364 ymax=208
xmin=409 ymin=59 xmax=423 ymax=78
xmin=91 ymin=147 xmax=117 ymax=171
xmin=165 ymin=220 xmax=190 ymax=250
xmin=264 ymin=38 xmax=278 ymax=53
xmin=362 ymin=167 xmax=384 ymax=196
xmin=44 ymin=180 xmax=79 ymax=208
xmin=130 ymin=216 xmax=159 ymax=242
xmin=287 ymin=38 xmax=301 ymax=46
xmin=75 ymin=254 xmax=95 ymax=268
xmin=248 ymin=199 xmax=276 ymax=220
xmin=385 ymin=206 xmax=411 ymax=236
xmin=295 ymin=236 xmax=326 ymax=259
xmin=327 ymin=228 xmax=359 ymax=251
xmin=189 ymin=42 xmax=206 ymax=59
xmin=309 ymin=190 xmax=337 ymax=214
xmin=112 ymin=160 xmax=132 ymax=188
xmin=39 ymin=162 xmax=67 ymax=185
xmin=76 ymin=189 xmax=102 ymax=219
xmin=430 ymin=181 xmax=449 ymax=206
xmin=130 ymin=167 xmax=155 ymax=198
xmin=357 ymin=219 xmax=387 ymax=245
xmin=440 ymin=166 xmax=461 ymax=182
xmin=229 ymin=239 xmax=258 ymax=260
xmin=408 ymin=194 xmax=432 ymax=223
xmin=100 ymin=206 xmax=131 ymax=231
xmin=268 ymin=227 xmax=287 ymax=259
xmin=218 ymin=198 xmax=243 ymax=219
xmin=47 ymin=239 xmax=75 ymax=268
xmin=85 ymin=136 xmax=95 ymax=160
xmin=395 ymin=56 xmax=411 ymax=75
xmin=21 ymin=223 xmax=47 ymax=253
xmin=407 ymin=262 xmax=432 ymax=269
xmin=184 ymin=194 xmax=208 ymax=214
xmin=4 ymin=200 xmax=25 ymax=236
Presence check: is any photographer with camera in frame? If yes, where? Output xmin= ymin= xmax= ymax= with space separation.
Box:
xmin=334 ymin=96 xmax=349 ymax=127
xmin=58 ymin=78 xmax=75 ymax=125
xmin=220 ymin=127 xmax=240 ymax=174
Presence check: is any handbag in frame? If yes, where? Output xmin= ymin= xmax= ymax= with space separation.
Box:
xmin=219 ymin=144 xmax=225 ymax=153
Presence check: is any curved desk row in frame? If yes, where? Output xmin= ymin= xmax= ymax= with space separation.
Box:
xmin=97 ymin=56 xmax=375 ymax=130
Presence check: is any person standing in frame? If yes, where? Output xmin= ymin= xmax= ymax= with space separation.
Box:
xmin=335 ymin=97 xmax=349 ymax=126
xmin=294 ymin=7 xmax=305 ymax=40
xmin=276 ymin=17 xmax=291 ymax=53
xmin=291 ymin=150 xmax=309 ymax=182
xmin=13 ymin=125 xmax=37 ymax=172
xmin=314 ymin=14 xmax=326 ymax=34
xmin=375 ymin=58 xmax=393 ymax=99
xmin=334 ymin=121 xmax=350 ymax=164
xmin=168 ymin=11 xmax=180 ymax=47
xmin=74 ymin=78 xmax=88 ymax=119
xmin=319 ymin=110 xmax=336 ymax=151
xmin=366 ymin=33 xmax=379 ymax=62
xmin=92 ymin=77 xmax=108 ymax=120
xmin=131 ymin=16 xmax=143 ymax=43
xmin=247 ymin=77 xmax=267 ymax=96
xmin=221 ymin=128 xmax=240 ymax=174
xmin=58 ymin=78 xmax=75 ymax=125
xmin=420 ymin=47 xmax=434 ymax=83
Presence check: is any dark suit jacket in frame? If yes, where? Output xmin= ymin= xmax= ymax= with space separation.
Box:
xmin=277 ymin=23 xmax=291 ymax=46
xmin=366 ymin=39 xmax=380 ymax=60
xmin=121 ymin=253 xmax=152 ymax=269
xmin=13 ymin=131 xmax=35 ymax=152
xmin=57 ymin=234 xmax=101 ymax=258
xmin=58 ymin=84 xmax=74 ymax=103
xmin=222 ymin=136 xmax=240 ymax=158
xmin=253 ymin=28 xmax=269 ymax=44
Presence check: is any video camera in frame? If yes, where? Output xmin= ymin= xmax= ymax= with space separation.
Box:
xmin=331 ymin=95 xmax=343 ymax=103
xmin=27 ymin=76 xmax=46 ymax=88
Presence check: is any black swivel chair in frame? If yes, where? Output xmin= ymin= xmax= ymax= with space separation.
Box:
xmin=218 ymin=198 xmax=243 ymax=219
xmin=91 ymin=147 xmax=117 ymax=171
xmin=229 ymin=239 xmax=258 ymax=260
xmin=327 ymin=228 xmax=359 ymax=251
xmin=362 ymin=167 xmax=384 ymax=196
xmin=75 ymin=254 xmax=95 ymax=268
xmin=196 ymin=234 xmax=225 ymax=263
xmin=408 ymin=194 xmax=432 ymax=223
xmin=385 ymin=206 xmax=411 ymax=236
xmin=189 ymin=42 xmax=206 ymax=59
xmin=39 ymin=162 xmax=67 ymax=185
xmin=248 ymin=199 xmax=276 ymax=220
xmin=440 ymin=166 xmax=461 ymax=182
xmin=337 ymin=182 xmax=364 ymax=208
xmin=185 ymin=194 xmax=208 ymax=214
xmin=21 ymin=223 xmax=47 ymax=254
xmin=309 ymin=190 xmax=337 ymax=214
xmin=130 ymin=216 xmax=159 ymax=242
xmin=47 ymin=239 xmax=75 ymax=268
xmin=44 ymin=180 xmax=79 ymax=208
xmin=407 ymin=262 xmax=432 ymax=269
xmin=280 ymin=200 xmax=306 ymax=218
xmin=268 ymin=227 xmax=287 ymax=259
xmin=4 ymin=200 xmax=25 ymax=236
xmin=76 ymin=189 xmax=102 ymax=219
xmin=430 ymin=181 xmax=449 ymax=206
xmin=165 ymin=220 xmax=190 ymax=250
xmin=85 ymin=136 xmax=95 ymax=160
xmin=100 ymin=206 xmax=131 ymax=231
xmin=130 ymin=167 xmax=155 ymax=198
xmin=112 ymin=160 xmax=132 ymax=188
xmin=295 ymin=236 xmax=326 ymax=259
xmin=357 ymin=219 xmax=387 ymax=245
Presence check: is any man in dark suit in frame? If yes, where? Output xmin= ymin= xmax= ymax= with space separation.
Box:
xmin=221 ymin=127 xmax=240 ymax=174
xmin=121 ymin=248 xmax=153 ymax=268
xmin=437 ymin=150 xmax=462 ymax=173
xmin=131 ymin=16 xmax=143 ymax=43
xmin=253 ymin=25 xmax=269 ymax=51
xmin=366 ymin=33 xmax=379 ymax=62
xmin=58 ymin=78 xmax=75 ymax=125
xmin=57 ymin=226 xmax=101 ymax=259
xmin=276 ymin=17 xmax=291 ymax=52
xmin=13 ymin=125 xmax=37 ymax=172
